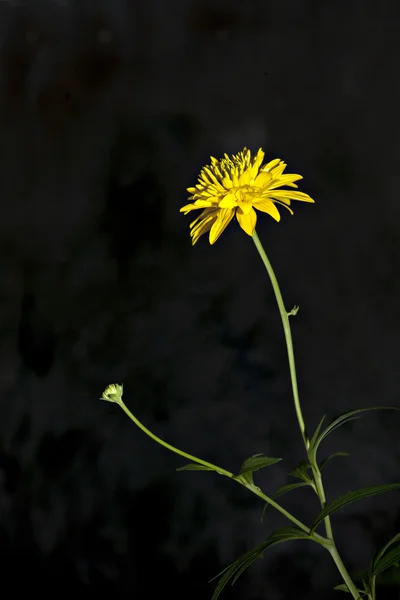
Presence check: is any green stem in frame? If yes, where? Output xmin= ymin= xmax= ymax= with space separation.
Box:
xmin=312 ymin=466 xmax=333 ymax=539
xmin=329 ymin=546 xmax=362 ymax=600
xmin=116 ymin=398 xmax=328 ymax=544
xmin=251 ymin=230 xmax=361 ymax=600
xmin=251 ymin=230 xmax=308 ymax=449
xmin=370 ymin=575 xmax=376 ymax=600
xmin=117 ymin=399 xmax=233 ymax=478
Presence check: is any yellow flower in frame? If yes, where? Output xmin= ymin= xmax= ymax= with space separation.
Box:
xmin=180 ymin=147 xmax=314 ymax=245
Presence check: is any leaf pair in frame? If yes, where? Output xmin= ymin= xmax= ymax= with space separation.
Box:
xmin=311 ymin=484 xmax=400 ymax=534
xmin=178 ymin=453 xmax=282 ymax=486
xmin=261 ymin=452 xmax=348 ymax=520
xmin=233 ymin=454 xmax=282 ymax=487
xmin=308 ymin=406 xmax=400 ymax=464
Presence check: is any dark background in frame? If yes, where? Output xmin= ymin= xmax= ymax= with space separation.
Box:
xmin=0 ymin=1 xmax=400 ymax=598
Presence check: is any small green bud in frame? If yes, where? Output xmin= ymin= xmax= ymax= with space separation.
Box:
xmin=101 ymin=383 xmax=123 ymax=404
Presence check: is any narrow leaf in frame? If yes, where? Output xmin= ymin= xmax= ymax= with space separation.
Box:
xmin=238 ymin=454 xmax=282 ymax=475
xmin=210 ymin=527 xmax=313 ymax=600
xmin=372 ymin=543 xmax=400 ymax=577
xmin=261 ymin=482 xmax=310 ymax=521
xmin=310 ymin=415 xmax=326 ymax=449
xmin=234 ymin=454 xmax=282 ymax=487
xmin=273 ymin=482 xmax=311 ymax=498
xmin=334 ymin=583 xmax=351 ymax=593
xmin=289 ymin=460 xmax=313 ymax=484
xmin=311 ymin=484 xmax=400 ymax=534
xmin=319 ymin=452 xmax=350 ymax=471
xmin=310 ymin=407 xmax=400 ymax=458
xmin=373 ymin=532 xmax=400 ymax=569
xmin=177 ymin=463 xmax=216 ymax=472
xmin=334 ymin=583 xmax=367 ymax=596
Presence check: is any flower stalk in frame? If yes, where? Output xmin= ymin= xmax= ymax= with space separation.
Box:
xmin=251 ymin=230 xmax=361 ymax=600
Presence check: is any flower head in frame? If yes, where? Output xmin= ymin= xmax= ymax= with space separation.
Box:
xmin=101 ymin=383 xmax=123 ymax=404
xmin=180 ymin=148 xmax=314 ymax=244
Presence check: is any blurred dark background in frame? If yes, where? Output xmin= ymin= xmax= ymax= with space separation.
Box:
xmin=0 ymin=1 xmax=400 ymax=598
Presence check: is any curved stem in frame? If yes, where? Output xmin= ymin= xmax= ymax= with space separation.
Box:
xmin=116 ymin=399 xmax=327 ymax=542
xmin=117 ymin=399 xmax=233 ymax=478
xmin=252 ymin=230 xmax=308 ymax=449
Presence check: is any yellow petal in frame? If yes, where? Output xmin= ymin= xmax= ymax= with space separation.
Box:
xmin=238 ymin=167 xmax=252 ymax=185
xmin=262 ymin=158 xmax=281 ymax=172
xmin=237 ymin=200 xmax=253 ymax=215
xmin=209 ymin=208 xmax=235 ymax=244
xmin=251 ymin=148 xmax=265 ymax=178
xmin=254 ymin=171 xmax=272 ymax=187
xmin=203 ymin=167 xmax=221 ymax=185
xmin=236 ymin=206 xmax=257 ymax=236
xmin=189 ymin=208 xmax=217 ymax=229
xmin=191 ymin=213 xmax=217 ymax=245
xmin=270 ymin=190 xmax=314 ymax=203
xmin=219 ymin=192 xmax=238 ymax=208
xmin=253 ymin=199 xmax=281 ymax=221
xmin=269 ymin=199 xmax=294 ymax=215
xmin=269 ymin=161 xmax=287 ymax=178
xmin=268 ymin=174 xmax=302 ymax=189
xmin=179 ymin=199 xmax=213 ymax=213
xmin=222 ymin=175 xmax=233 ymax=189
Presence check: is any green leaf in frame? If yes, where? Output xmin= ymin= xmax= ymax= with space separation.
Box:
xmin=260 ymin=482 xmax=310 ymax=521
xmin=234 ymin=454 xmax=281 ymax=486
xmin=176 ymin=463 xmax=216 ymax=472
xmin=334 ymin=583 xmax=368 ymax=596
xmin=238 ymin=454 xmax=282 ymax=475
xmin=311 ymin=484 xmax=400 ymax=534
xmin=273 ymin=482 xmax=311 ymax=498
xmin=309 ymin=407 xmax=400 ymax=460
xmin=319 ymin=452 xmax=350 ymax=471
xmin=374 ymin=568 xmax=400 ymax=585
xmin=372 ymin=532 xmax=400 ymax=577
xmin=289 ymin=460 xmax=313 ymax=485
xmin=210 ymin=527 xmax=313 ymax=600
xmin=373 ymin=545 xmax=400 ymax=578
xmin=310 ymin=415 xmax=326 ymax=449
xmin=333 ymin=583 xmax=352 ymax=593
xmin=373 ymin=532 xmax=400 ymax=570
